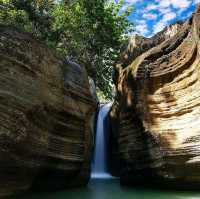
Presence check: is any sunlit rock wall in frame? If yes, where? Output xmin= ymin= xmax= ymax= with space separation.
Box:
xmin=110 ymin=5 xmax=200 ymax=188
xmin=0 ymin=25 xmax=97 ymax=197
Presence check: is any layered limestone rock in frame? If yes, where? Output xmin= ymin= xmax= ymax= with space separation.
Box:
xmin=0 ymin=25 xmax=97 ymax=197
xmin=110 ymin=6 xmax=200 ymax=188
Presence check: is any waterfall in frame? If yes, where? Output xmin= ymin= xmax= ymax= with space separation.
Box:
xmin=91 ymin=103 xmax=112 ymax=179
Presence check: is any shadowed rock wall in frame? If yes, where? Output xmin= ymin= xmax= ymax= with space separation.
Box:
xmin=0 ymin=25 xmax=97 ymax=197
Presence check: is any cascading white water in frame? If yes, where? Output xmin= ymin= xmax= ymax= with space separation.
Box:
xmin=91 ymin=103 xmax=112 ymax=178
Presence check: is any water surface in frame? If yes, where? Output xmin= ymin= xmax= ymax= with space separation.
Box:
xmin=14 ymin=179 xmax=200 ymax=199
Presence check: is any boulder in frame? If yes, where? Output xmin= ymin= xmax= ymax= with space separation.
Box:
xmin=0 ymin=25 xmax=97 ymax=197
xmin=110 ymin=5 xmax=200 ymax=188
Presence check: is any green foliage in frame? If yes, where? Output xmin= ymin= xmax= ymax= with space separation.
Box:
xmin=0 ymin=0 xmax=134 ymax=100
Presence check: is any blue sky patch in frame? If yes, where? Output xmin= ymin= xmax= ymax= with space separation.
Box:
xmin=122 ymin=0 xmax=200 ymax=37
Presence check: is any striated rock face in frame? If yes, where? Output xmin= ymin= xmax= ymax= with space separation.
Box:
xmin=0 ymin=25 xmax=97 ymax=197
xmin=110 ymin=6 xmax=200 ymax=188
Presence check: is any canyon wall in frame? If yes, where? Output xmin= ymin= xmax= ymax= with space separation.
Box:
xmin=110 ymin=6 xmax=200 ymax=188
xmin=0 ymin=25 xmax=97 ymax=197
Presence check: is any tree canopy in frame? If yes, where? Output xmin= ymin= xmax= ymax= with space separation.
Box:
xmin=0 ymin=0 xmax=134 ymax=100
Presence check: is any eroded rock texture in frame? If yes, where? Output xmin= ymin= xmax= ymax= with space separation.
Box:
xmin=110 ymin=6 xmax=200 ymax=188
xmin=0 ymin=25 xmax=97 ymax=197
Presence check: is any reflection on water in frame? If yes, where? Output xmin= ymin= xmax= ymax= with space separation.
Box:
xmin=13 ymin=179 xmax=200 ymax=199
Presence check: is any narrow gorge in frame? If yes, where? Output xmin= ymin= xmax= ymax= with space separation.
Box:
xmin=1 ymin=4 xmax=200 ymax=199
